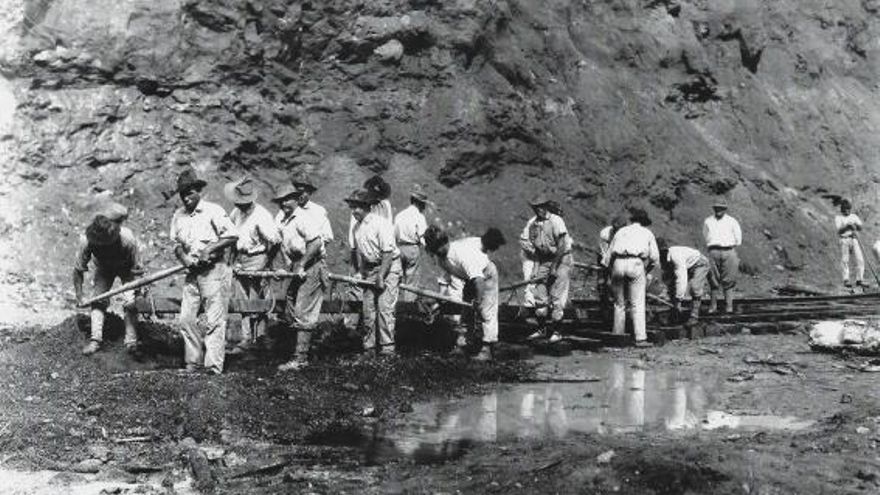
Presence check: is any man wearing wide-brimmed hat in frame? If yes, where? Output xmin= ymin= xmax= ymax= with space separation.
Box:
xmin=224 ymin=176 xmax=280 ymax=354
xmin=702 ymin=199 xmax=742 ymax=313
xmin=270 ymin=175 xmax=334 ymax=371
xmin=74 ymin=212 xmax=142 ymax=356
xmin=170 ymin=167 xmax=238 ymax=374
xmin=602 ymin=207 xmax=659 ymax=346
xmin=348 ymin=175 xmax=394 ymax=271
xmin=347 ymin=188 xmax=402 ymax=357
xmin=520 ymin=195 xmax=574 ymax=344
xmin=393 ymin=185 xmax=430 ymax=300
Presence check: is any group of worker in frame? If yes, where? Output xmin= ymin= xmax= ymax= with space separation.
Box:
xmin=74 ymin=163 xmax=753 ymax=372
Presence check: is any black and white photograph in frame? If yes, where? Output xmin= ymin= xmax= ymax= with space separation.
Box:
xmin=1 ymin=0 xmax=879 ymax=493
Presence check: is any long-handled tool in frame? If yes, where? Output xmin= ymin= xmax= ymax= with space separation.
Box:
xmin=78 ymin=264 xmax=187 ymax=307
xmin=235 ymin=270 xmax=470 ymax=307
xmin=853 ymin=232 xmax=880 ymax=288
xmin=499 ymin=276 xmax=547 ymax=292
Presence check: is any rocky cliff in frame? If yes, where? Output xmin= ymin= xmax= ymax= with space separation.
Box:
xmin=3 ymin=0 xmax=880 ymax=323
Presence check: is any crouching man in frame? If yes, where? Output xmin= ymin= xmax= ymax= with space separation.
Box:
xmin=424 ymin=226 xmax=506 ymax=361
xmin=657 ymin=238 xmax=718 ymax=325
xmin=73 ymin=205 xmax=142 ymax=356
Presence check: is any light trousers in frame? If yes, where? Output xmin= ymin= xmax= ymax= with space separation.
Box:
xmin=179 ymin=263 xmax=232 ymax=374
xmin=611 ymin=257 xmax=647 ymax=341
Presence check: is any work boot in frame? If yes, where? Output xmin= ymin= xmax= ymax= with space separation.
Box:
xmin=857 ymin=280 xmax=871 ymax=289
xmin=379 ymin=345 xmax=396 ymax=356
xmin=81 ymin=340 xmax=101 ymax=356
xmin=450 ymin=334 xmax=468 ymax=356
xmin=472 ymin=345 xmax=492 ymax=362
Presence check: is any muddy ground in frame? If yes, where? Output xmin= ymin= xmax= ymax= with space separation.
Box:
xmin=2 ymin=315 xmax=880 ymax=494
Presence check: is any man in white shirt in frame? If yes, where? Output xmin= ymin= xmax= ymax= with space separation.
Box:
xmin=348 ymin=189 xmax=402 ymax=356
xmin=225 ymin=176 xmax=280 ymax=354
xmin=702 ymin=200 xmax=742 ymax=313
xmin=835 ymin=199 xmax=868 ymax=289
xmin=270 ymin=178 xmax=334 ymax=371
xmin=520 ymin=196 xmax=573 ymax=343
xmin=170 ymin=167 xmax=238 ymax=374
xmin=394 ymin=186 xmax=430 ymax=299
xmin=425 ymin=226 xmax=506 ymax=361
xmin=602 ymin=208 xmax=659 ymax=346
xmin=656 ymin=238 xmax=718 ymax=325
xmin=597 ymin=215 xmax=628 ymax=320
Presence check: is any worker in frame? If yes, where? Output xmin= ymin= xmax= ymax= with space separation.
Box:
xmin=347 ymin=188 xmax=402 ymax=357
xmin=597 ymin=215 xmax=628 ymax=320
xmin=702 ymin=200 xmax=742 ymax=313
xmin=835 ymin=199 xmax=868 ymax=289
xmin=521 ymin=196 xmax=573 ymax=344
xmin=345 ymin=175 xmax=394 ymax=314
xmin=656 ymin=238 xmax=718 ymax=325
xmin=170 ymin=167 xmax=238 ymax=374
xmin=424 ymin=226 xmax=505 ymax=361
xmin=225 ymin=176 xmax=280 ymax=354
xmin=394 ymin=185 xmax=430 ymax=300
xmin=73 ymin=204 xmax=142 ymax=356
xmin=270 ymin=176 xmax=333 ymax=371
xmin=603 ymin=208 xmax=659 ymax=346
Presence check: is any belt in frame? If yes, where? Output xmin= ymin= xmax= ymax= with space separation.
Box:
xmin=614 ymin=253 xmax=643 ymax=259
xmin=708 ymin=246 xmax=734 ymax=250
xmin=397 ymin=241 xmax=420 ymax=246
xmin=362 ymin=255 xmax=400 ymax=269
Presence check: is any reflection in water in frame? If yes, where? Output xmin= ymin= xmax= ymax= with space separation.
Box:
xmin=363 ymin=357 xmax=813 ymax=464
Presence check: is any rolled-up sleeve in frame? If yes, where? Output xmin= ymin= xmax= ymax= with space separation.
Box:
xmin=74 ymin=236 xmax=91 ymax=272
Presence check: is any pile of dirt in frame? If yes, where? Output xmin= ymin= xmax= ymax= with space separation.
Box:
xmin=3 ymin=0 xmax=880 ymax=322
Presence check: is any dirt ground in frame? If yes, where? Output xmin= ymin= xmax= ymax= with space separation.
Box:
xmin=2 ymin=315 xmax=880 ymax=494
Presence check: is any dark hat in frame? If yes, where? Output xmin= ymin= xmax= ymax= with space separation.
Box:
xmin=529 ymin=195 xmax=552 ymax=207
xmin=86 ymin=215 xmax=121 ymax=247
xmin=364 ymin=175 xmax=391 ymax=199
xmin=224 ymin=176 xmax=259 ymax=204
xmin=291 ymin=173 xmax=318 ymax=193
xmin=176 ymin=167 xmax=207 ymax=194
xmin=99 ymin=202 xmax=129 ymax=222
xmin=271 ymin=183 xmax=301 ymax=203
xmin=343 ymin=188 xmax=375 ymax=207
xmin=841 ymin=198 xmax=852 ymax=209
xmin=410 ymin=185 xmax=429 ymax=203
xmin=481 ymin=227 xmax=507 ymax=252
xmin=712 ymin=199 xmax=729 ymax=210
xmin=629 ymin=207 xmax=652 ymax=226
xmin=545 ymin=200 xmax=564 ymax=217
xmin=424 ymin=225 xmax=449 ymax=254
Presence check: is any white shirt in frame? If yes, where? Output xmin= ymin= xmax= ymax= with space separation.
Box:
xmin=229 ymin=203 xmax=280 ymax=254
xmin=291 ymin=201 xmax=334 ymax=243
xmin=353 ymin=212 xmax=399 ymax=265
xmin=598 ymin=225 xmax=614 ymax=259
xmin=666 ymin=246 xmax=704 ymax=299
xmin=170 ymin=200 xmax=236 ymax=255
xmin=276 ymin=212 xmax=307 ymax=262
xmin=702 ymin=214 xmax=742 ymax=248
xmin=834 ymin=213 xmax=862 ymax=238
xmin=394 ymin=204 xmax=428 ymax=245
xmin=604 ymin=222 xmax=659 ymax=268
xmin=519 ymin=213 xmax=570 ymax=258
xmin=441 ymin=237 xmax=489 ymax=283
xmin=348 ymin=199 xmax=393 ymax=248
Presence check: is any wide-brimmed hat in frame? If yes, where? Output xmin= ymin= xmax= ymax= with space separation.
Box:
xmin=224 ymin=176 xmax=259 ymax=204
xmin=343 ymin=188 xmax=376 ymax=207
xmin=529 ymin=195 xmax=552 ymax=207
xmin=410 ymin=185 xmax=429 ymax=203
xmin=271 ymin=183 xmax=301 ymax=203
xmin=86 ymin=215 xmax=121 ymax=246
xmin=175 ymin=167 xmax=207 ymax=194
xmin=629 ymin=207 xmax=652 ymax=226
xmin=99 ymin=202 xmax=129 ymax=222
xmin=712 ymin=200 xmax=729 ymax=210
xmin=364 ymin=175 xmax=391 ymax=199
xmin=291 ymin=173 xmax=318 ymax=193
xmin=840 ymin=198 xmax=852 ymax=209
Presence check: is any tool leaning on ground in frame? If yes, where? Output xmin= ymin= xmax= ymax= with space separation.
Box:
xmin=77 ymin=264 xmax=187 ymax=308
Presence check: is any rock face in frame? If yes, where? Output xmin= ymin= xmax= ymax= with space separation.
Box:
xmin=3 ymin=0 xmax=880 ymax=321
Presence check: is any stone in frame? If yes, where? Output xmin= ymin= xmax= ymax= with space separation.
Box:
xmin=374 ymin=39 xmax=404 ymax=63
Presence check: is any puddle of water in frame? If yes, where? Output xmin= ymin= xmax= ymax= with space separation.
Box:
xmin=361 ymin=356 xmax=813 ymax=464
xmin=0 ymin=466 xmax=198 ymax=495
